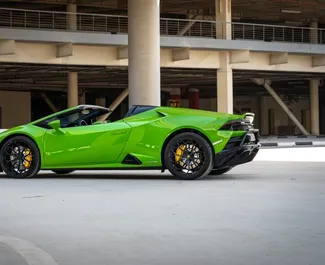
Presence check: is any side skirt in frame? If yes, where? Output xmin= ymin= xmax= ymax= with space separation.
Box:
xmin=42 ymin=166 xmax=163 ymax=171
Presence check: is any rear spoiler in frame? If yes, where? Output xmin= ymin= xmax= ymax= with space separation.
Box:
xmin=241 ymin=112 xmax=255 ymax=124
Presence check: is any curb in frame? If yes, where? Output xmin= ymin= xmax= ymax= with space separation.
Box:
xmin=260 ymin=141 xmax=325 ymax=147
xmin=260 ymin=135 xmax=325 ymax=139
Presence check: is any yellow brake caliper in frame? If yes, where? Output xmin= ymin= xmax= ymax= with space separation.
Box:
xmin=175 ymin=144 xmax=185 ymax=163
xmin=23 ymin=148 xmax=32 ymax=168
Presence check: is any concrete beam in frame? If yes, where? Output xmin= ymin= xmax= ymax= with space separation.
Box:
xmin=99 ymin=88 xmax=128 ymax=122
xmin=3 ymin=28 xmax=325 ymax=55
xmin=252 ymin=78 xmax=310 ymax=135
xmin=116 ymin=46 xmax=128 ymax=60
xmin=230 ymin=50 xmax=250 ymax=63
xmin=269 ymin=52 xmax=288 ymax=65
xmin=40 ymin=92 xmax=58 ymax=113
xmin=172 ymin=48 xmax=190 ymax=62
xmin=57 ymin=43 xmax=73 ymax=58
xmin=0 ymin=40 xmax=15 ymax=55
xmin=312 ymin=55 xmax=325 ymax=67
xmin=178 ymin=15 xmax=200 ymax=36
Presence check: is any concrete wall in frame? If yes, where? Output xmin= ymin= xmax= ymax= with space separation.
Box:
xmin=1 ymin=41 xmax=325 ymax=73
xmin=0 ymin=91 xmax=31 ymax=128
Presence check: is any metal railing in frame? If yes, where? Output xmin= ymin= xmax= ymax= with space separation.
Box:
xmin=0 ymin=7 xmax=324 ymax=44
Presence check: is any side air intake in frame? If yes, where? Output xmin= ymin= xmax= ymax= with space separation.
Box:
xmin=121 ymin=154 xmax=142 ymax=165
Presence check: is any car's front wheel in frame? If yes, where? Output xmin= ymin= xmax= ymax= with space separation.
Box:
xmin=0 ymin=135 xmax=41 ymax=179
xmin=164 ymin=132 xmax=214 ymax=180
xmin=209 ymin=166 xmax=233 ymax=175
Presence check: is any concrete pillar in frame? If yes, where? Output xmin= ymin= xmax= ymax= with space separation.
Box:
xmin=310 ymin=79 xmax=320 ymax=135
xmin=310 ymin=20 xmax=318 ymax=44
xmin=169 ymin=88 xmax=181 ymax=107
xmin=217 ymin=52 xmax=233 ymax=113
xmin=215 ymin=0 xmax=232 ymax=39
xmin=67 ymin=3 xmax=77 ymax=31
xmin=68 ymin=72 xmax=78 ymax=108
xmin=189 ymin=88 xmax=199 ymax=109
xmin=128 ymin=0 xmax=161 ymax=108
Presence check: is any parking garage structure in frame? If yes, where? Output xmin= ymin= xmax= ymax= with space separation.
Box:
xmin=1 ymin=0 xmax=325 ymax=136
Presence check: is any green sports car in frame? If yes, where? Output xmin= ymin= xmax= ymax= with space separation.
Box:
xmin=0 ymin=104 xmax=260 ymax=180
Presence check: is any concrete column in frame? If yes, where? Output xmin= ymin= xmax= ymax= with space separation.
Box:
xmin=215 ymin=0 xmax=232 ymax=39
xmin=67 ymin=3 xmax=77 ymax=31
xmin=189 ymin=88 xmax=199 ymax=109
xmin=310 ymin=79 xmax=320 ymax=135
xmin=169 ymin=88 xmax=181 ymax=107
xmin=217 ymin=52 xmax=233 ymax=113
xmin=128 ymin=0 xmax=161 ymax=108
xmin=68 ymin=72 xmax=78 ymax=108
xmin=310 ymin=20 xmax=318 ymax=44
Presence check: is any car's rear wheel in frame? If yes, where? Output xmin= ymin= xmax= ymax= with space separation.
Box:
xmin=51 ymin=169 xmax=75 ymax=175
xmin=164 ymin=132 xmax=214 ymax=180
xmin=209 ymin=166 xmax=233 ymax=175
xmin=0 ymin=136 xmax=40 ymax=179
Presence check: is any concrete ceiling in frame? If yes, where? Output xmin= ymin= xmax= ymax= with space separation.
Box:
xmin=0 ymin=0 xmax=325 ymax=23
xmin=0 ymin=63 xmax=321 ymax=97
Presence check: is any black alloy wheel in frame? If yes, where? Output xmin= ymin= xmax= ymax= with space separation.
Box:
xmin=0 ymin=136 xmax=41 ymax=178
xmin=164 ymin=132 xmax=213 ymax=180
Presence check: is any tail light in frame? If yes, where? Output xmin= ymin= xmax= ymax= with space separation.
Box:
xmin=220 ymin=120 xmax=251 ymax=131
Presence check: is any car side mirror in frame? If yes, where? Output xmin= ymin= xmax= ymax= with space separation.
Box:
xmin=48 ymin=120 xmax=65 ymax=134
xmin=48 ymin=120 xmax=60 ymax=130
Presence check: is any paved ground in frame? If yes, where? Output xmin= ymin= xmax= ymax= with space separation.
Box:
xmin=0 ymin=161 xmax=325 ymax=265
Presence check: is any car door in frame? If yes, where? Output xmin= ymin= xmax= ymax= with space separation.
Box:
xmin=42 ymin=121 xmax=132 ymax=168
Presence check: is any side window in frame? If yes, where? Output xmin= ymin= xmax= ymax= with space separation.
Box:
xmin=35 ymin=108 xmax=108 ymax=129
xmin=58 ymin=112 xmax=82 ymax=128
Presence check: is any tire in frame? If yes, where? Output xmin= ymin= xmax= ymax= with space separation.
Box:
xmin=0 ymin=135 xmax=41 ymax=179
xmin=51 ymin=170 xmax=75 ymax=175
xmin=163 ymin=132 xmax=214 ymax=180
xmin=209 ymin=166 xmax=233 ymax=175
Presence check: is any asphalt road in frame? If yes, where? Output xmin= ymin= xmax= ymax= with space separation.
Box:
xmin=0 ymin=161 xmax=325 ymax=265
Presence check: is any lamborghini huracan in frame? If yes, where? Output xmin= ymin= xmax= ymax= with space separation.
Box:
xmin=0 ymin=104 xmax=260 ymax=180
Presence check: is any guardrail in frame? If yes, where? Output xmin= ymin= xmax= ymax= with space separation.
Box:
xmin=0 ymin=7 xmax=324 ymax=44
